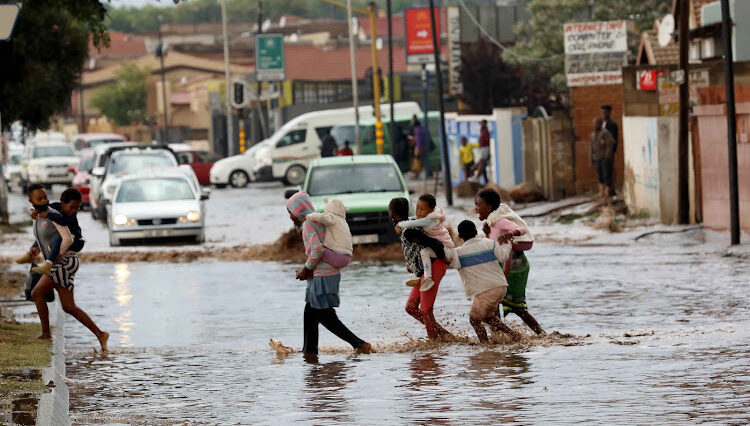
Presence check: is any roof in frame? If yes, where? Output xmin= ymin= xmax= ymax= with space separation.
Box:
xmin=72 ymin=133 xmax=126 ymax=142
xmin=89 ymin=31 xmax=147 ymax=60
xmin=357 ymin=15 xmax=405 ymax=39
xmin=93 ymin=142 xmax=141 ymax=154
xmin=119 ymin=170 xmax=190 ymax=181
xmin=82 ymin=51 xmax=252 ymax=87
xmin=311 ymin=154 xmax=396 ymax=167
xmin=637 ymin=30 xmax=680 ymax=65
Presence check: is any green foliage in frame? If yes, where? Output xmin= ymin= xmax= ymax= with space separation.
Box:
xmin=91 ymin=63 xmax=150 ymax=126
xmin=458 ymin=39 xmax=525 ymax=114
xmin=0 ymin=0 xmax=109 ymax=131
xmin=506 ymin=0 xmax=672 ymax=93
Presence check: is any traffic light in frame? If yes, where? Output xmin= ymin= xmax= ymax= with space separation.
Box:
xmin=231 ymin=79 xmax=248 ymax=108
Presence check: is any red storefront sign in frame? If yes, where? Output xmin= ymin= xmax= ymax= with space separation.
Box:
xmin=638 ymin=70 xmax=667 ymax=91
xmin=405 ymin=8 xmax=440 ymax=65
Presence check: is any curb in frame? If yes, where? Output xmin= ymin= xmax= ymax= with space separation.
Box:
xmin=36 ymin=300 xmax=70 ymax=426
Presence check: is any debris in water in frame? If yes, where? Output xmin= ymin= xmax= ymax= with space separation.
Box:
xmin=269 ymin=338 xmax=294 ymax=354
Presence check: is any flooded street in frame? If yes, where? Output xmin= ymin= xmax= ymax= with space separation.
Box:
xmin=64 ymin=241 xmax=750 ymax=424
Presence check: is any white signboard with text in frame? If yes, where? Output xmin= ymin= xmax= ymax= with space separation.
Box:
xmin=563 ymin=20 xmax=627 ymax=87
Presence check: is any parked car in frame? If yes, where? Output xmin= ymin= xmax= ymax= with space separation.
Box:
xmin=20 ymin=140 xmax=79 ymax=191
xmin=209 ymin=139 xmax=272 ymax=188
xmin=2 ymin=144 xmax=24 ymax=191
xmin=171 ymin=145 xmax=222 ymax=186
xmin=71 ymin=148 xmax=96 ymax=207
xmin=287 ymin=155 xmax=410 ymax=244
xmin=108 ymin=171 xmax=209 ymax=246
xmin=71 ymin=133 xmax=126 ymax=151
xmin=91 ymin=146 xmax=184 ymax=221
xmin=223 ymin=102 xmax=423 ymax=187
xmin=88 ymin=142 xmax=142 ymax=218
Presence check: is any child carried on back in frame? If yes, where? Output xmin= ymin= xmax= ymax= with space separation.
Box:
xmin=396 ymin=194 xmax=455 ymax=292
xmin=306 ymin=198 xmax=352 ymax=268
xmin=15 ymin=188 xmax=85 ymax=276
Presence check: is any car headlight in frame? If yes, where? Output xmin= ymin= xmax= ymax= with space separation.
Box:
xmin=113 ymin=214 xmax=129 ymax=226
xmin=186 ymin=211 xmax=201 ymax=222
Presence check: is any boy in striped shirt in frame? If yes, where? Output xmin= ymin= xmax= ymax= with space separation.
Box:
xmin=450 ymin=220 xmax=521 ymax=343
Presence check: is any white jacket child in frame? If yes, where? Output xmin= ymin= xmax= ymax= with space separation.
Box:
xmin=306 ymin=198 xmax=353 ymax=256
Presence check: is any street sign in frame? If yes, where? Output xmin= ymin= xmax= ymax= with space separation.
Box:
xmin=0 ymin=3 xmax=22 ymax=41
xmin=404 ymin=8 xmax=440 ymax=65
xmin=255 ymin=33 xmax=285 ymax=82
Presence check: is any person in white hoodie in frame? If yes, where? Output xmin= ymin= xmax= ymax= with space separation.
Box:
xmin=306 ymin=198 xmax=353 ymax=268
xmin=396 ymin=194 xmax=455 ymax=292
xmin=450 ymin=220 xmax=521 ymax=343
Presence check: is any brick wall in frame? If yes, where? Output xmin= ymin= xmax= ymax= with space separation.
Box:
xmin=571 ymin=84 xmax=625 ymax=194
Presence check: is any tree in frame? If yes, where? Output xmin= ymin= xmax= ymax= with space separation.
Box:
xmin=0 ymin=0 xmax=109 ymax=131
xmin=91 ymin=63 xmax=150 ymax=126
xmin=458 ymin=40 xmax=526 ymax=114
xmin=506 ymin=0 xmax=672 ymax=93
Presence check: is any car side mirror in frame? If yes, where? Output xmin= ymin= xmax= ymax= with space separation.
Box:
xmin=284 ymin=189 xmax=298 ymax=199
xmin=200 ymin=188 xmax=211 ymax=200
xmin=92 ymin=167 xmax=105 ymax=177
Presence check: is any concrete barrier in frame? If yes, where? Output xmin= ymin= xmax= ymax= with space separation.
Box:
xmin=36 ymin=300 xmax=70 ymax=426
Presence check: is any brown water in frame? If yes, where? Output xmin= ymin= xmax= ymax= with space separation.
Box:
xmin=64 ymin=240 xmax=750 ymax=424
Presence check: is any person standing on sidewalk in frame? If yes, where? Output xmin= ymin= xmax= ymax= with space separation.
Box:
xmin=590 ymin=117 xmax=616 ymax=199
xmin=286 ymin=191 xmax=374 ymax=362
xmin=471 ymin=120 xmax=491 ymax=185
xmin=601 ymin=105 xmax=619 ymax=195
xmin=459 ymin=137 xmax=478 ymax=182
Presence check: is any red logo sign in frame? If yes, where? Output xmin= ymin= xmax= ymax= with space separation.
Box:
xmin=638 ymin=70 xmax=666 ymax=91
xmin=405 ymin=8 xmax=440 ymax=64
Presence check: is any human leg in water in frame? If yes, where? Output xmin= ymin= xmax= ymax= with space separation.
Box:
xmin=303 ymin=303 xmax=374 ymax=358
xmin=57 ymin=285 xmax=109 ymax=351
xmin=405 ymin=260 xmax=452 ymax=340
xmin=518 ymin=311 xmax=545 ymax=335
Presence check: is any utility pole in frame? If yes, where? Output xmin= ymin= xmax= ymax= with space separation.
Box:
xmin=368 ymin=2 xmax=384 ymax=153
xmin=346 ymin=0 xmax=361 ymax=153
xmin=427 ymin=0 xmax=452 ymax=206
xmin=677 ymin=0 xmax=689 ymax=223
xmin=158 ymin=16 xmax=169 ymax=145
xmin=387 ymin=0 xmax=395 ymax=157
xmin=79 ymin=82 xmax=86 ymax=134
xmin=221 ymin=0 xmax=234 ymax=156
xmin=255 ymin=1 xmax=268 ymax=142
xmin=721 ymin=0 xmax=740 ymax=244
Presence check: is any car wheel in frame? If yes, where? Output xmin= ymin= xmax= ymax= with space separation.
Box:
xmin=108 ymin=230 xmax=120 ymax=247
xmin=229 ymin=170 xmax=249 ymax=188
xmin=283 ymin=165 xmax=306 ymax=186
xmin=214 ymin=183 xmax=227 ymax=189
xmin=95 ymin=198 xmax=106 ymax=222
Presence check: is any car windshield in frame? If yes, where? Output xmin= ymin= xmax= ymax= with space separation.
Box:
xmin=109 ymin=154 xmax=174 ymax=175
xmin=33 ymin=146 xmax=74 ymax=158
xmin=88 ymin=139 xmax=124 ymax=148
xmin=9 ymin=154 xmax=22 ymax=165
xmin=307 ymin=163 xmax=403 ymax=196
xmin=116 ymin=178 xmax=195 ymax=203
xmin=79 ymin=154 xmax=95 ymax=172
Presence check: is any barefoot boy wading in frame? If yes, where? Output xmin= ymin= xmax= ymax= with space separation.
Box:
xmin=286 ymin=192 xmax=373 ymax=361
xmin=21 ymin=184 xmax=108 ymax=350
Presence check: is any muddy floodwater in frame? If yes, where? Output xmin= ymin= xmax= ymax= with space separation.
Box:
xmin=64 ymin=241 xmax=750 ymax=424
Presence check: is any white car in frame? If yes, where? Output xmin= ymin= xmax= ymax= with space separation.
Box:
xmin=20 ymin=141 xmax=79 ymax=190
xmin=209 ymin=139 xmax=273 ymax=188
xmin=91 ymin=147 xmax=187 ymax=221
xmin=108 ymin=171 xmax=209 ymax=246
xmin=2 ymin=144 xmax=24 ymax=191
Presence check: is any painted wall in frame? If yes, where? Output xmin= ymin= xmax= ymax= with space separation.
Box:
xmin=445 ymin=107 xmax=526 ymax=188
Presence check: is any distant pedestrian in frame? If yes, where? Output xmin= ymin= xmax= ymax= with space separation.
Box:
xmin=320 ymin=132 xmax=337 ymax=158
xmin=471 ymin=120 xmax=491 ymax=185
xmin=409 ymin=119 xmax=424 ymax=178
xmin=590 ymin=117 xmax=616 ymax=200
xmin=286 ymin=191 xmax=374 ymax=362
xmin=459 ymin=137 xmax=478 ymax=182
xmin=601 ymin=105 xmax=618 ymax=194
xmin=335 ymin=140 xmax=354 ymax=156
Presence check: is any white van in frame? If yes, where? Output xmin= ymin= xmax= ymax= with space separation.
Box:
xmin=257 ymin=102 xmax=422 ymax=185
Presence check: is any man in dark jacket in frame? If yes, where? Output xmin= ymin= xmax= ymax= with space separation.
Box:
xmin=601 ymin=105 xmax=619 ymax=194
xmin=320 ymin=132 xmax=337 ymax=157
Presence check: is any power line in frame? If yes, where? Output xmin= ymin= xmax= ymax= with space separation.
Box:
xmin=457 ymin=0 xmax=561 ymax=62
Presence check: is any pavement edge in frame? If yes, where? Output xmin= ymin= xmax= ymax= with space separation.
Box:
xmin=36 ymin=299 xmax=70 ymax=426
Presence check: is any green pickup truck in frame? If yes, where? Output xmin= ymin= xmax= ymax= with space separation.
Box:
xmin=297 ymin=155 xmax=410 ymax=244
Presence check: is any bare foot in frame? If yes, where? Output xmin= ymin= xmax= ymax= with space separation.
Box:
xmin=37 ymin=334 xmax=52 ymax=341
xmin=356 ymin=342 xmax=376 ymax=354
xmin=97 ymin=332 xmax=109 ymax=352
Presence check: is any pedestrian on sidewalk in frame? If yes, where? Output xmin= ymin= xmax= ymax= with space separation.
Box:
xmin=459 ymin=137 xmax=478 ymax=182
xmin=25 ymin=183 xmax=109 ymax=351
xmin=471 ymin=120 xmax=491 ymax=185
xmin=601 ymin=105 xmax=619 ymax=195
xmin=389 ymin=197 xmax=453 ymax=340
xmin=475 ymin=188 xmax=545 ymax=335
xmin=590 ymin=117 xmax=616 ymax=200
xmin=409 ymin=116 xmax=424 ymax=178
xmin=286 ymin=191 xmax=374 ymax=362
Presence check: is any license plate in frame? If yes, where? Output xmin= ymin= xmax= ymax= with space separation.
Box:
xmin=352 ymin=234 xmax=379 ymax=245
xmin=144 ymin=229 xmax=171 ymax=237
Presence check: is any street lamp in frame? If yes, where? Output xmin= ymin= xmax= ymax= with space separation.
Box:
xmin=157 ymin=14 xmax=169 ymax=145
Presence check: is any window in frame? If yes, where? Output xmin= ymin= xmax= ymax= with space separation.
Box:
xmin=33 ymin=146 xmax=75 ymax=158
xmin=315 ymin=126 xmax=333 ymax=141
xmin=308 ymin=164 xmax=403 ymax=196
xmin=109 ymin=154 xmax=175 ymax=174
xmin=276 ymin=129 xmax=307 ymax=148
xmin=9 ymin=154 xmax=22 ymax=165
xmin=79 ymin=154 xmax=95 ymax=172
xmin=176 ymin=152 xmax=195 ymax=164
xmin=329 ymin=125 xmax=356 ymax=148
xmin=196 ymin=151 xmax=220 ymax=163
xmin=116 ymin=178 xmax=195 ymax=203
